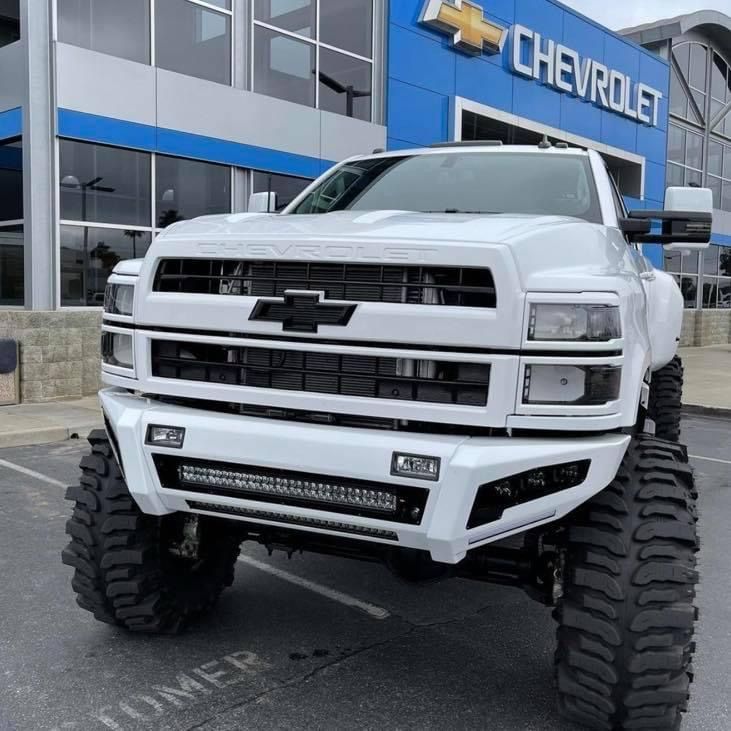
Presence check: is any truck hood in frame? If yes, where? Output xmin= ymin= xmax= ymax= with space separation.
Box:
xmin=154 ymin=209 xmax=632 ymax=288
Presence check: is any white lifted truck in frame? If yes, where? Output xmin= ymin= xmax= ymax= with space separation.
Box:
xmin=64 ymin=142 xmax=713 ymax=730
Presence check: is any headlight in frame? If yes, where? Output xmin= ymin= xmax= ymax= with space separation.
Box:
xmin=528 ymin=304 xmax=621 ymax=342
xmin=104 ymin=283 xmax=135 ymax=316
xmin=523 ymin=365 xmax=621 ymax=405
xmin=101 ymin=331 xmax=134 ymax=369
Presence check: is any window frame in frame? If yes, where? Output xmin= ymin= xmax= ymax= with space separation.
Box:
xmin=251 ymin=0 xmax=376 ymax=120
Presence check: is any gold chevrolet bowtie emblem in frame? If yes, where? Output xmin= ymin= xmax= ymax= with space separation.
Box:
xmin=420 ymin=0 xmax=506 ymax=56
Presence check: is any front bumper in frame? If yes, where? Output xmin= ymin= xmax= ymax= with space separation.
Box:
xmin=101 ymin=388 xmax=630 ymax=564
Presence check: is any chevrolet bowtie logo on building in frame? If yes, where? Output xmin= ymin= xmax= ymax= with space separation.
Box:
xmin=249 ymin=292 xmax=356 ymax=333
xmin=420 ymin=0 xmax=507 ymax=56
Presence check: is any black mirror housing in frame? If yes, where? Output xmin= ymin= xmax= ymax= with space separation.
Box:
xmin=623 ymin=210 xmax=712 ymax=245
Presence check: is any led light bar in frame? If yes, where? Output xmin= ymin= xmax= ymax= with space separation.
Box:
xmin=187 ymin=501 xmax=399 ymax=541
xmin=179 ymin=464 xmax=398 ymax=514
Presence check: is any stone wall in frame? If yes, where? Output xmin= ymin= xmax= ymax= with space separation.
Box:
xmin=680 ymin=309 xmax=731 ymax=347
xmin=0 ymin=311 xmax=103 ymax=403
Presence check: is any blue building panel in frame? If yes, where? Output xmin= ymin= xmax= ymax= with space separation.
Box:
xmin=455 ymin=54 xmax=513 ymax=111
xmin=0 ymin=107 xmax=22 ymax=141
xmin=389 ymin=23 xmax=456 ymax=97
xmin=387 ymin=79 xmax=450 ymax=146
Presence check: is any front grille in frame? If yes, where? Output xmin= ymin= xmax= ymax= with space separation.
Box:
xmin=151 ymin=340 xmax=490 ymax=406
xmin=153 ymin=259 xmax=496 ymax=308
xmin=154 ymin=454 xmax=427 ymax=525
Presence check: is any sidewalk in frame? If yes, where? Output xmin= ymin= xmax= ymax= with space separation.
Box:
xmin=679 ymin=345 xmax=731 ymax=416
xmin=0 ymin=346 xmax=728 ymax=449
xmin=0 ymin=396 xmax=102 ymax=449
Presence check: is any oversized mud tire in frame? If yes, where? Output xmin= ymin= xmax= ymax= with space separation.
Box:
xmin=648 ymin=357 xmax=684 ymax=443
xmin=62 ymin=430 xmax=241 ymax=633
xmin=555 ymin=436 xmax=699 ymax=730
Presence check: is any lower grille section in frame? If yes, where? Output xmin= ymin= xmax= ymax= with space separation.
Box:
xmin=187 ymin=501 xmax=399 ymax=542
xmin=155 ymin=455 xmax=428 ymax=524
xmin=151 ymin=340 xmax=490 ymax=406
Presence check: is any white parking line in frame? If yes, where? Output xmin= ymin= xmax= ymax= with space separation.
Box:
xmin=238 ymin=554 xmax=390 ymax=620
xmin=689 ymin=454 xmax=731 ymax=466
xmin=0 ymin=457 xmax=67 ymax=488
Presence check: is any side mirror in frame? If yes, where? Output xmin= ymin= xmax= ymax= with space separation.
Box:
xmin=247 ymin=191 xmax=277 ymax=213
xmin=622 ymin=186 xmax=713 ymax=249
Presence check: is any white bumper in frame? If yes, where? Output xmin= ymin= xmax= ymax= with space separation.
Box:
xmin=101 ymin=388 xmax=630 ymax=564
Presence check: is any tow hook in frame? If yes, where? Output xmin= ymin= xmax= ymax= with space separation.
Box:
xmin=169 ymin=514 xmax=201 ymax=559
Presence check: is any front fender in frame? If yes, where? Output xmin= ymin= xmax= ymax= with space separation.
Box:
xmin=645 ymin=269 xmax=683 ymax=371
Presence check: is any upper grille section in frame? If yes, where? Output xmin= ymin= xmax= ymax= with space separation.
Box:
xmin=151 ymin=340 xmax=491 ymax=406
xmin=153 ymin=259 xmax=496 ymax=308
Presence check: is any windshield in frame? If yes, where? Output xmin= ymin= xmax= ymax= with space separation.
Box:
xmin=289 ymin=151 xmax=603 ymax=223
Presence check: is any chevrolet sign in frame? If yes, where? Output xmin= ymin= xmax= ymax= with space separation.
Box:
xmin=420 ymin=2 xmax=663 ymax=127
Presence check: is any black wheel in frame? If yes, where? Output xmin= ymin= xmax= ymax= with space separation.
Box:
xmin=62 ymin=430 xmax=241 ymax=633
xmin=555 ymin=436 xmax=699 ymax=730
xmin=648 ymin=357 xmax=684 ymax=443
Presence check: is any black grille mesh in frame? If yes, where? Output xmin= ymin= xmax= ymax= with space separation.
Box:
xmin=153 ymin=259 xmax=496 ymax=308
xmin=151 ymin=340 xmax=490 ymax=406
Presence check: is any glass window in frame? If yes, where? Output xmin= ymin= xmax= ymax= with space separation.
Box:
xmin=673 ymin=44 xmax=690 ymax=77
xmin=664 ymin=250 xmax=681 ymax=273
xmin=720 ymin=247 xmax=731 ymax=276
xmin=0 ymin=139 xmax=22 ymax=222
xmin=291 ymin=152 xmax=603 ymax=223
xmin=702 ymin=280 xmax=718 ymax=308
xmin=686 ymin=169 xmax=702 ymax=188
xmin=712 ymin=53 xmax=728 ymax=101
xmin=703 ymin=246 xmax=719 ymax=275
xmin=718 ymin=278 xmax=731 ymax=308
xmin=253 ymin=25 xmax=315 ymax=107
xmin=689 ymin=43 xmax=708 ymax=93
xmin=57 ymin=0 xmax=150 ymax=64
xmin=156 ymin=156 xmax=231 ymax=226
xmin=722 ymin=182 xmax=731 ymax=213
xmin=59 ymin=140 xmax=151 ymax=226
xmin=666 ymin=162 xmax=684 ymax=188
xmin=253 ymin=170 xmax=311 ymax=210
xmin=0 ymin=225 xmax=23 ymax=305
xmin=669 ymin=67 xmax=687 ymax=119
xmin=60 ymin=226 xmax=151 ymax=306
xmin=685 ymin=131 xmax=704 ymax=169
xmin=683 ymin=251 xmax=700 ymax=275
xmin=0 ymin=1 xmax=20 ymax=48
xmin=155 ymin=0 xmax=231 ymax=85
xmin=708 ymin=175 xmax=722 ymax=209
xmin=254 ymin=0 xmax=315 ymax=38
xmin=319 ymin=0 xmax=372 ymax=58
xmin=709 ymin=139 xmax=723 ymax=176
xmin=319 ymin=48 xmax=372 ymax=121
xmin=680 ymin=276 xmax=698 ymax=309
xmin=668 ymin=125 xmax=685 ymax=164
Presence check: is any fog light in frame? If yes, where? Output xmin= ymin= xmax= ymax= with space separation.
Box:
xmin=391 ymin=453 xmax=440 ymax=481
xmin=146 ymin=425 xmax=185 ymax=449
xmin=467 ymin=460 xmax=590 ymax=528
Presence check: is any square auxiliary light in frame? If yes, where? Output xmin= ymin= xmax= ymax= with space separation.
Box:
xmin=391 ymin=452 xmax=440 ymax=481
xmin=146 ymin=425 xmax=186 ymax=449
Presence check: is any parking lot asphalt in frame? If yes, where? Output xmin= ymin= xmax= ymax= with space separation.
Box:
xmin=0 ymin=415 xmax=729 ymax=731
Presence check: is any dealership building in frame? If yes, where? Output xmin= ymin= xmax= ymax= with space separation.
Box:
xmin=1 ymin=0 xmax=730 ymax=402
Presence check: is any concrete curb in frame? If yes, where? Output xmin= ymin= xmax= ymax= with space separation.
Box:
xmin=0 ymin=421 xmax=103 ymax=449
xmin=682 ymin=404 xmax=731 ymax=420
